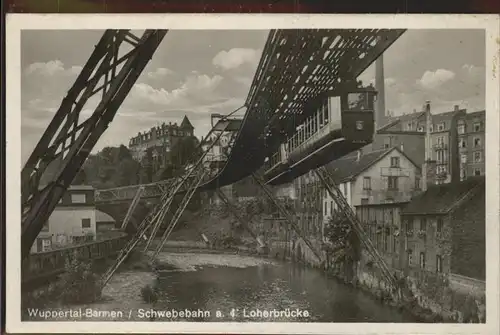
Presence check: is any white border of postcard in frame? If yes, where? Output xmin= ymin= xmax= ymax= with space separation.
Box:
xmin=5 ymin=13 xmax=500 ymax=334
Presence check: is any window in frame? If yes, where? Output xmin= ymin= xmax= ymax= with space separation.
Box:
xmin=384 ymin=228 xmax=390 ymax=251
xmin=437 ymin=123 xmax=445 ymax=131
xmin=473 ymin=122 xmax=481 ymax=132
xmin=417 ymin=126 xmax=424 ymax=132
xmin=420 ymin=252 xmax=426 ymax=269
xmin=437 ymin=136 xmax=444 ymax=145
xmin=407 ymin=218 xmax=414 ymax=231
xmin=420 ymin=218 xmax=427 ymax=231
xmin=460 ymin=168 xmax=467 ymax=181
xmin=415 ymin=177 xmax=421 ymax=190
xmin=361 ymin=198 xmax=369 ymax=205
xmin=429 ymin=125 xmax=434 ymax=133
xmin=474 ymin=151 xmax=482 ymax=163
xmin=459 ymin=139 xmax=467 ymax=149
xmin=330 ymin=201 xmax=334 ymax=214
xmin=363 ymin=177 xmax=371 ymax=190
xmin=474 ymin=168 xmax=481 ymax=176
xmin=437 ymin=218 xmax=443 ymax=233
xmin=461 ymin=154 xmax=467 ymax=164
xmin=324 ymin=202 xmax=327 ymax=215
xmin=390 ymin=157 xmax=400 ymax=168
xmin=406 ymin=122 xmax=413 ymax=131
xmin=71 ymin=193 xmax=86 ymax=204
xmin=41 ymin=221 xmax=49 ymax=232
xmin=458 ymin=124 xmax=465 ymax=134
xmin=437 ymin=150 xmax=445 ymax=163
xmin=408 ymin=250 xmax=413 ymax=267
xmin=81 ymin=218 xmax=91 ymax=228
xmin=383 ymin=137 xmax=391 ymax=149
xmin=436 ymin=255 xmax=443 ymax=273
xmin=474 ymin=137 xmax=481 ymax=148
xmin=393 ymin=234 xmax=398 ymax=253
xmin=388 ymin=176 xmax=398 ymax=190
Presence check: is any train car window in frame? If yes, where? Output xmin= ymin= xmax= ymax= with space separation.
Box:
xmin=347 ymin=92 xmax=373 ymax=111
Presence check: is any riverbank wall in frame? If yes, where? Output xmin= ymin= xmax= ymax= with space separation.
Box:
xmin=143 ymin=239 xmax=486 ymax=323
xmin=269 ymin=236 xmax=486 ymax=323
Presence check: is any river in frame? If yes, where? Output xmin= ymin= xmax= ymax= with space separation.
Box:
xmin=25 ymin=251 xmax=418 ymax=322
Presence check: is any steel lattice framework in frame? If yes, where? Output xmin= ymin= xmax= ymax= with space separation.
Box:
xmin=21 ymin=30 xmax=168 ymax=258
xmin=95 ymin=29 xmax=406 ymax=204
xmin=21 ymin=28 xmax=406 ymax=258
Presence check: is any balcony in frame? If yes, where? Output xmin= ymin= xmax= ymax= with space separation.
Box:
xmin=380 ymin=167 xmax=411 ymax=177
xmin=433 ymin=143 xmax=448 ymax=150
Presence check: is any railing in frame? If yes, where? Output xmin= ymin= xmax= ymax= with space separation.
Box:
xmin=95 ymin=154 xmax=230 ymax=203
xmin=22 ymin=234 xmax=128 ymax=283
xmin=267 ymin=119 xmax=341 ymax=172
xmin=380 ymin=167 xmax=411 ymax=177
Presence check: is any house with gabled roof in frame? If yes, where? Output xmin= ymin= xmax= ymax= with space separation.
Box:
xmin=400 ymin=176 xmax=485 ymax=282
xmin=321 ymin=146 xmax=422 ymax=241
xmin=322 ymin=146 xmax=421 ymax=215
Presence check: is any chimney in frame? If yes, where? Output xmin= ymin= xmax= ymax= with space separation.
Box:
xmin=356 ymin=149 xmax=362 ymax=162
xmin=375 ymin=49 xmax=386 ymax=129
xmin=449 ymin=107 xmax=463 ymax=184
xmin=400 ymin=143 xmax=404 ymax=152
xmin=454 ymin=104 xmax=459 ymax=112
xmin=422 ymin=100 xmax=436 ymax=191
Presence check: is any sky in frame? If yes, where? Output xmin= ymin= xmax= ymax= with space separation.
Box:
xmin=20 ymin=29 xmax=485 ymax=164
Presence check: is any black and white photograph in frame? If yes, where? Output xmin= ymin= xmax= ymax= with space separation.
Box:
xmin=5 ymin=14 xmax=500 ymax=334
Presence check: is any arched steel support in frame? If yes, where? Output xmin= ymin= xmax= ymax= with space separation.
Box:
xmin=21 ymin=30 xmax=168 ymax=259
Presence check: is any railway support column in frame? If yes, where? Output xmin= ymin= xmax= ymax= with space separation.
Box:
xmin=251 ymin=173 xmax=324 ymax=264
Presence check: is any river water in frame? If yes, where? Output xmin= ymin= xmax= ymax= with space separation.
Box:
xmin=25 ymin=252 xmax=417 ymax=322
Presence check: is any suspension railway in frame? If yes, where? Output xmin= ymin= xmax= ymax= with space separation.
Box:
xmin=21 ymin=28 xmax=406 ymax=290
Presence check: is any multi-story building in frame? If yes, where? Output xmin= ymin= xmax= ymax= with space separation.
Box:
xmin=374 ymin=104 xmax=487 ymax=184
xmin=355 ymin=201 xmax=409 ymax=271
xmin=30 ymin=185 xmax=97 ymax=253
xmin=457 ymin=110 xmax=485 ymax=180
xmin=400 ymin=176 xmax=485 ymax=280
xmin=321 ymin=146 xmax=421 ymax=241
xmin=128 ymin=115 xmax=195 ymax=163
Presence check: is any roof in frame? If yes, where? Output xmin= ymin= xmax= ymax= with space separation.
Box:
xmin=402 ymin=176 xmax=485 ymax=215
xmin=355 ymin=201 xmax=409 ymax=208
xmin=378 ymin=108 xmax=466 ymax=133
xmin=325 ymin=146 xmax=419 ymax=184
xmin=180 ymin=115 xmax=194 ymax=129
xmin=96 ymin=210 xmax=116 ymax=223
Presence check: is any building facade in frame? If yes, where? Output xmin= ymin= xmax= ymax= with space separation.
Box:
xmin=322 ymin=147 xmax=421 ymax=226
xmin=400 ymin=176 xmax=485 ymax=280
xmin=457 ymin=110 xmax=485 ymax=180
xmin=374 ymin=105 xmax=485 ymax=184
xmin=355 ymin=202 xmax=408 ymax=271
xmin=128 ymin=115 xmax=195 ymax=163
xmin=31 ymin=185 xmax=97 ymax=253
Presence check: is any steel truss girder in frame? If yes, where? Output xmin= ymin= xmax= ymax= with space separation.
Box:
xmin=245 ymin=29 xmax=406 ymax=151
xmin=214 ymin=189 xmax=265 ymax=248
xmin=251 ymin=173 xmax=323 ymax=262
xmin=20 ymin=30 xmax=168 ymax=259
xmin=314 ymin=166 xmax=397 ymax=289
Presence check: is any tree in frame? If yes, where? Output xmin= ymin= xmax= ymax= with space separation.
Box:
xmin=170 ymin=136 xmax=202 ymax=167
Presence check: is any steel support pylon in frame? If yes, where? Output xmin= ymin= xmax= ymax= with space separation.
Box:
xmin=21 ymin=30 xmax=168 ymax=259
xmin=101 ymin=117 xmax=236 ymax=286
xmin=251 ymin=173 xmax=323 ymax=263
xmin=314 ymin=166 xmax=397 ymax=289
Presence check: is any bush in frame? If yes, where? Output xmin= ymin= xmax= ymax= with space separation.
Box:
xmin=57 ymin=253 xmax=102 ymax=304
xmin=141 ymin=284 xmax=158 ymax=303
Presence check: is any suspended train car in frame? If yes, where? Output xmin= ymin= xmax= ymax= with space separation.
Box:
xmin=264 ymin=84 xmax=377 ymax=186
